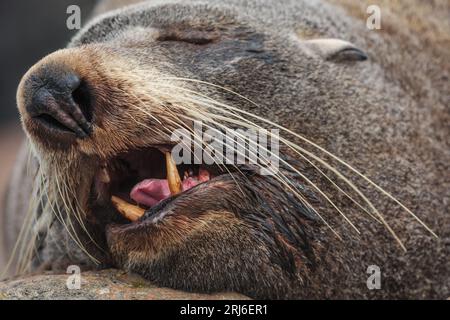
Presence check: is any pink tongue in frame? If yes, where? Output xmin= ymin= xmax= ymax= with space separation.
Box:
xmin=130 ymin=169 xmax=210 ymax=207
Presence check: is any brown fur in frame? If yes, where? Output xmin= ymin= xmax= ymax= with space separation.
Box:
xmin=4 ymin=0 xmax=449 ymax=298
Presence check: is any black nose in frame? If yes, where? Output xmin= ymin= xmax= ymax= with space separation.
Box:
xmin=24 ymin=69 xmax=92 ymax=138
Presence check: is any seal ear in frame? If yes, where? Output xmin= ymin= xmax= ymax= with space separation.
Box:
xmin=303 ymin=38 xmax=368 ymax=62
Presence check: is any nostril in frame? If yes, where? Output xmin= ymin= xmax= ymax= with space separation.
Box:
xmin=24 ymin=69 xmax=94 ymax=139
xmin=72 ymin=80 xmax=93 ymax=124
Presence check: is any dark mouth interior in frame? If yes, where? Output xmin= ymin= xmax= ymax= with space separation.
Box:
xmin=92 ymin=146 xmax=223 ymax=218
xmin=108 ymin=148 xmax=167 ymax=203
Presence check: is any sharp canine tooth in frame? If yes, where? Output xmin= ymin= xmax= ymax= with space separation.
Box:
xmin=111 ymin=196 xmax=145 ymax=222
xmin=165 ymin=151 xmax=182 ymax=195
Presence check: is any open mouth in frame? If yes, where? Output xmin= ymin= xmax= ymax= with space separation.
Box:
xmin=93 ymin=146 xmax=220 ymax=222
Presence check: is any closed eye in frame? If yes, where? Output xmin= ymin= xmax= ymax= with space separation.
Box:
xmin=327 ymin=47 xmax=368 ymax=62
xmin=157 ymin=32 xmax=216 ymax=45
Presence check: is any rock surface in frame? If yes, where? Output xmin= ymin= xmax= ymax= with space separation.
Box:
xmin=0 ymin=269 xmax=249 ymax=300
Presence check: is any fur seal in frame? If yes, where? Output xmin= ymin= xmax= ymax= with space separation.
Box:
xmin=3 ymin=0 xmax=449 ymax=299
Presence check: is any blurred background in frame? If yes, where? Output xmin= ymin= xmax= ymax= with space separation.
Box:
xmin=0 ymin=0 xmax=96 ymax=269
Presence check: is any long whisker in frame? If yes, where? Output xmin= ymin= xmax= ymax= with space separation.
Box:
xmin=137 ymin=85 xmax=360 ymax=234
xmin=155 ymin=99 xmax=344 ymax=237
xmin=147 ymin=82 xmax=420 ymax=249
xmin=159 ymin=77 xmax=437 ymax=239
xmin=178 ymin=111 xmax=361 ymax=235
xmin=127 ymin=92 xmax=340 ymax=237
xmin=53 ymin=164 xmax=104 ymax=253
xmin=152 ymin=83 xmax=379 ymax=217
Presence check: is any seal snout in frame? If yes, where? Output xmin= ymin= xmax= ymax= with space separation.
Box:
xmin=19 ymin=61 xmax=93 ymax=142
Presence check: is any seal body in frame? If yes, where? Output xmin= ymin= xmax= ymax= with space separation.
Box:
xmin=3 ymin=0 xmax=449 ymax=298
